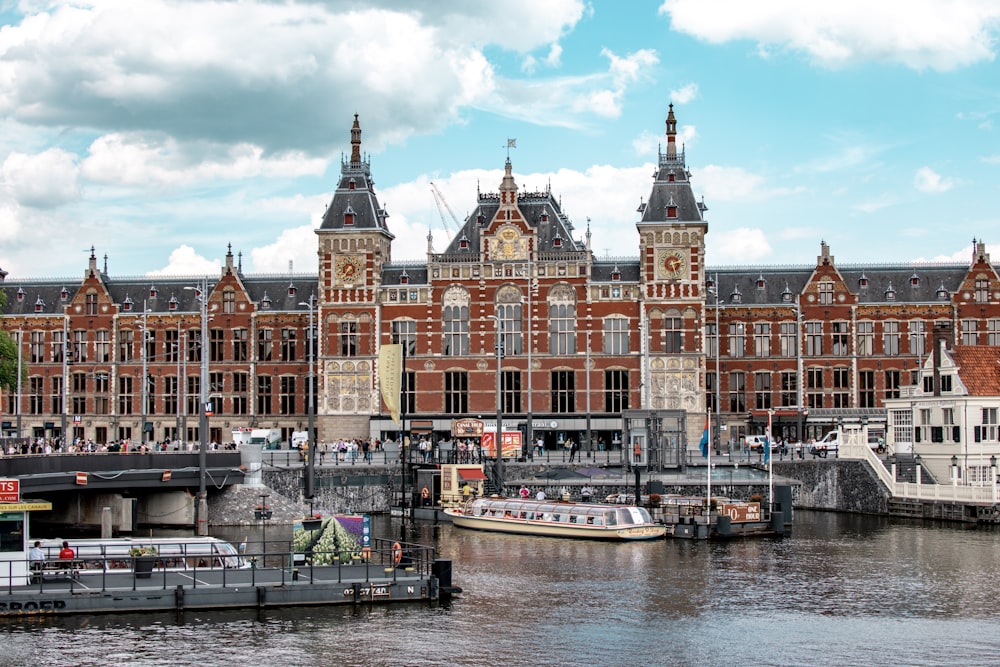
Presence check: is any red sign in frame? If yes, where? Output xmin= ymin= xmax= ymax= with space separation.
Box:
xmin=161 ymin=470 xmax=172 ymax=482
xmin=481 ymin=431 xmax=522 ymax=458
xmin=75 ymin=471 xmax=88 ymax=485
xmin=0 ymin=479 xmax=19 ymax=503
xmin=720 ymin=502 xmax=762 ymax=523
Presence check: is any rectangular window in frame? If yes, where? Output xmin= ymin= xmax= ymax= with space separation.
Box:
xmin=164 ymin=328 xmax=179 ymax=363
xmin=257 ymin=329 xmax=273 ymax=361
xmin=989 ymin=320 xmax=1000 ymax=346
xmin=831 ymin=322 xmax=849 ymax=356
xmin=51 ymin=376 xmax=62 ymax=415
xmin=857 ymin=321 xmax=874 ymax=356
xmin=52 ymin=330 xmax=64 ymax=364
xmin=29 ymin=376 xmax=43 ymax=415
xmin=391 ymin=320 xmax=418 ymax=355
xmin=705 ymin=321 xmax=718 ymax=358
xmin=780 ymin=371 xmax=797 ymax=407
xmin=95 ymin=330 xmax=110 ymax=363
xmin=164 ymin=376 xmax=178 ymax=415
xmin=728 ymin=371 xmax=746 ymax=413
xmin=339 ymin=322 xmax=357 ymax=357
xmin=976 ymin=278 xmax=989 ymax=303
xmin=604 ymin=318 xmax=629 ymax=355
xmin=281 ymin=328 xmax=297 ymax=362
xmin=753 ymin=322 xmax=771 ymax=358
xmin=223 ymin=290 xmax=235 ymax=314
xmin=832 ymin=367 xmax=849 ymax=408
xmin=859 ymin=370 xmax=876 ymax=408
xmin=498 ymin=303 xmax=524 ymax=357
xmin=551 ymin=370 xmax=575 ymax=413
xmin=256 ymin=375 xmax=272 ymax=415
xmin=549 ymin=304 xmax=576 ymax=355
xmin=883 ymin=321 xmax=900 ymax=356
xmin=402 ymin=371 xmax=416 ymax=415
xmin=909 ymin=320 xmax=926 ymax=357
xmin=187 ymin=376 xmax=200 ymax=416
xmin=805 ymin=322 xmax=823 ymax=356
xmin=818 ymin=282 xmax=834 ymax=305
xmin=806 ymin=367 xmax=824 ymax=409
xmin=884 ymin=370 xmax=901 ymax=400
xmin=210 ymin=329 xmax=225 ymax=363
xmin=443 ymin=305 xmax=469 ymax=356
xmin=72 ymin=329 xmax=88 ymax=363
xmin=144 ymin=330 xmax=155 ymax=364
xmin=117 ymin=376 xmax=133 ymax=416
xmin=663 ymin=316 xmax=682 ymax=354
xmin=118 ymin=329 xmax=134 ymax=362
xmin=779 ymin=322 xmax=797 ymax=358
xmin=188 ymin=328 xmax=201 ymax=363
xmin=280 ymin=376 xmax=296 ymax=414
xmin=754 ymin=371 xmax=771 ymax=410
xmin=30 ymin=331 xmax=45 ymax=363
xmin=85 ymin=292 xmax=98 ymax=315
xmin=444 ymin=371 xmax=468 ymax=414
xmin=232 ymin=372 xmax=248 ymax=415
xmin=233 ymin=328 xmax=248 ymax=362
xmin=961 ymin=319 xmax=978 ymax=345
xmin=706 ymin=372 xmax=717 ymax=414
xmin=501 ymin=370 xmax=521 ymax=414
xmin=605 ymin=369 xmax=629 ymax=413
xmin=727 ymin=323 xmax=745 ymax=358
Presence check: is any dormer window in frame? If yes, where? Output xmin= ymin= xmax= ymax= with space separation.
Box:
xmin=348 ymin=178 xmax=356 ymax=190
xmin=343 ymin=204 xmax=356 ymax=226
xmin=756 ymin=274 xmax=766 ymax=290
xmin=16 ymin=287 xmax=25 ymax=302
xmin=730 ymin=286 xmax=742 ymax=304
xmin=668 ymin=170 xmax=675 ymax=182
xmin=781 ymin=290 xmax=793 ymax=303
xmin=60 ymin=287 xmax=69 ymax=301
xmin=168 ymin=296 xmax=178 ymax=311
xmin=858 ymin=273 xmax=869 ymax=288
xmin=400 ymin=270 xmax=409 ymax=285
xmin=611 ymin=265 xmax=621 ymax=281
xmin=553 ymin=236 xmax=562 ymax=248
xmin=149 ymin=286 xmax=158 ymax=299
xmin=885 ymin=284 xmax=896 ymax=301
xmin=477 ymin=214 xmax=485 ymax=225
xmin=288 ymin=283 xmax=296 ymax=297
xmin=910 ymin=273 xmax=920 ymax=287
xmin=261 ymin=294 xmax=271 ymax=310
xmin=936 ymin=284 xmax=949 ymax=300
xmin=459 ymin=235 xmax=469 ymax=250
xmin=123 ymin=296 xmax=134 ymax=312
xmin=666 ymin=196 xmax=677 ymax=219
xmin=706 ymin=277 xmax=715 ymax=290
xmin=34 ymin=296 xmax=45 ymax=312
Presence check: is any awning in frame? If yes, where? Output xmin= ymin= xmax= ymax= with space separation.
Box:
xmin=457 ymin=468 xmax=488 ymax=481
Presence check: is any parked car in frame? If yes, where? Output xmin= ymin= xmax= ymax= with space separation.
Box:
xmin=744 ymin=435 xmax=781 ymax=453
xmin=810 ymin=431 xmax=839 ymax=458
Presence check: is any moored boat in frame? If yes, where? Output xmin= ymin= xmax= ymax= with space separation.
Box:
xmin=444 ymin=497 xmax=667 ymax=540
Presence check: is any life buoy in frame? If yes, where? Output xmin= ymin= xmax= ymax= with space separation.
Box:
xmin=421 ymin=486 xmax=430 ymax=499
xmin=391 ymin=542 xmax=403 ymax=564
xmin=360 ymin=546 xmax=371 ymax=561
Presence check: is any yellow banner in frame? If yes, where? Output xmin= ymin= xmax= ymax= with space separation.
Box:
xmin=378 ymin=344 xmax=402 ymax=425
xmin=0 ymin=501 xmax=53 ymax=512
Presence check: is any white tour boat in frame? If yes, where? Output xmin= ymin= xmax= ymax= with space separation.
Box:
xmin=33 ymin=536 xmax=248 ymax=575
xmin=444 ymin=497 xmax=667 ymax=541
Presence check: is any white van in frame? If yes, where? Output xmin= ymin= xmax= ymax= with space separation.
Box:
xmin=810 ymin=431 xmax=839 ymax=458
xmin=744 ymin=435 xmax=773 ymax=453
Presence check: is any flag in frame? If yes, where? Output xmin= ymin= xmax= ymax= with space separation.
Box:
xmin=507 ymin=138 xmax=517 ymax=148
xmin=699 ymin=414 xmax=709 ymax=458
xmin=763 ymin=410 xmax=773 ymax=463
xmin=378 ymin=344 xmax=402 ymax=424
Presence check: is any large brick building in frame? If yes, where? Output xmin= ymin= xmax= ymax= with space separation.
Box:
xmin=3 ymin=107 xmax=999 ymax=457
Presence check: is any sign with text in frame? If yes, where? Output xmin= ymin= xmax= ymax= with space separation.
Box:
xmin=0 ymin=479 xmax=19 ymax=503
xmin=720 ymin=502 xmax=761 ymax=523
xmin=481 ymin=430 xmax=522 ymax=458
xmin=451 ymin=418 xmax=484 ymax=437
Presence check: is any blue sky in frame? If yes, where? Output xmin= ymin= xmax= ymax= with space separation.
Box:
xmin=1 ymin=0 xmax=999 ymax=279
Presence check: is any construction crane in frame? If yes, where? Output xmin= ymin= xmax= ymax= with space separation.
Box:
xmin=430 ymin=181 xmax=462 ymax=237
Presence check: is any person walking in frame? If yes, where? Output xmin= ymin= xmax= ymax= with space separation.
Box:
xmin=568 ymin=438 xmax=578 ymax=463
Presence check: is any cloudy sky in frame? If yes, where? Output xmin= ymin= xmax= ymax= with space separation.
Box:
xmin=1 ymin=0 xmax=999 ymax=280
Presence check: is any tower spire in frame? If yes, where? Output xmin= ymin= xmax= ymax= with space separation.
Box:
xmin=665 ymin=103 xmax=677 ymax=159
xmin=350 ymin=113 xmax=362 ymax=166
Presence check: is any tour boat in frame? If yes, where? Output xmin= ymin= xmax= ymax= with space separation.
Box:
xmin=444 ymin=497 xmax=667 ymax=541
xmin=33 ymin=536 xmax=248 ymax=575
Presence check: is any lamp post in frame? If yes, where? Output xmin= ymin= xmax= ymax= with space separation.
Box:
xmin=951 ymin=454 xmax=959 ymax=486
xmin=140 ymin=300 xmax=149 ymax=446
xmin=184 ymin=278 xmax=210 ymax=535
xmin=298 ymin=298 xmax=316 ymax=500
xmin=585 ymin=329 xmax=592 ymax=459
xmin=61 ymin=313 xmax=68 ymax=445
xmin=175 ymin=322 xmax=181 ymax=444
xmin=525 ymin=257 xmax=534 ymax=460
xmin=255 ymin=493 xmax=271 ymax=562
xmin=493 ymin=313 xmax=504 ymax=489
xmin=795 ymin=295 xmax=804 ymax=447
xmin=15 ymin=329 xmax=22 ymax=440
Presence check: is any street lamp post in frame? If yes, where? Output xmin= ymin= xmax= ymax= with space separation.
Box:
xmin=61 ymin=313 xmax=68 ymax=446
xmin=140 ymin=300 xmax=149 ymax=446
xmin=185 ymin=278 xmax=210 ymax=535
xmin=15 ymin=330 xmax=22 ymax=440
xmin=525 ymin=258 xmax=534 ymax=460
xmin=494 ymin=313 xmax=504 ymax=489
xmin=585 ymin=329 xmax=592 ymax=459
xmin=795 ymin=295 xmax=804 ymax=447
xmin=713 ymin=275 xmax=722 ymax=456
xmin=299 ymin=298 xmax=316 ymax=500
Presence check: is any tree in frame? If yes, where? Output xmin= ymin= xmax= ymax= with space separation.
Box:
xmin=0 ymin=289 xmax=25 ymax=391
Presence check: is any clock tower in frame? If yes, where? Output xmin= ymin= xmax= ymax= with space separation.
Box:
xmin=636 ymin=104 xmax=709 ymax=425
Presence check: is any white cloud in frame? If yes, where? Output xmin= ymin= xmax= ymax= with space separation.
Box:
xmin=711 ymin=227 xmax=772 ymax=262
xmin=2 ymin=148 xmax=80 ymax=208
xmin=694 ymin=164 xmax=802 ymax=201
xmin=146 ymin=245 xmax=221 ymax=276
xmin=914 ymin=166 xmax=955 ymax=193
xmin=250 ymin=224 xmax=320 ymax=275
xmin=981 ymin=155 xmax=1000 ymax=165
xmin=659 ymin=0 xmax=1000 ymax=70
xmin=670 ymin=83 xmax=699 ymax=104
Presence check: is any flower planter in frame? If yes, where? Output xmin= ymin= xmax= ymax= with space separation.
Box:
xmin=254 ymin=509 xmax=273 ymax=521
xmin=301 ymin=518 xmax=322 ymax=531
xmin=134 ymin=556 xmax=155 ymax=579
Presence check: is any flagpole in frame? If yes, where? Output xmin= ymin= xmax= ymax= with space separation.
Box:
xmin=706 ymin=411 xmax=712 ymax=526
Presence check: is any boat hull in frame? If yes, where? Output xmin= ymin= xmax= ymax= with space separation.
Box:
xmin=445 ymin=510 xmax=666 ymax=541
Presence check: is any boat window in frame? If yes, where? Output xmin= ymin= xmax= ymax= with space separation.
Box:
xmin=605 ymin=511 xmax=616 ymax=526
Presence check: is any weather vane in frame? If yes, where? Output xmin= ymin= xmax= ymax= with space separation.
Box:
xmin=505 ymin=138 xmax=516 ymax=160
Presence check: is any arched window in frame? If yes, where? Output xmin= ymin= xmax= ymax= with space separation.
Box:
xmin=442 ymin=286 xmax=470 ymax=356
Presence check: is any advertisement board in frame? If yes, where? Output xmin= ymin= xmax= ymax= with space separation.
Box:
xmin=481 ymin=431 xmax=522 ymax=458
xmin=0 ymin=479 xmax=19 ymax=503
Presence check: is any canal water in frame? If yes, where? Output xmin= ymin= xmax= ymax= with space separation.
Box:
xmin=4 ymin=510 xmax=1000 ymax=666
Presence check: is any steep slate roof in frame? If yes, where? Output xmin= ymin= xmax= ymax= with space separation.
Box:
xmin=951 ymin=345 xmax=1000 ymax=396
xmin=639 ymin=104 xmax=706 ymax=226
xmin=318 ymin=113 xmax=392 ymax=235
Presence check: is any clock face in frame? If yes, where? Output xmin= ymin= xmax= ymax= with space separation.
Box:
xmin=658 ymin=249 xmax=687 ymax=279
xmin=337 ymin=256 xmax=362 ymax=282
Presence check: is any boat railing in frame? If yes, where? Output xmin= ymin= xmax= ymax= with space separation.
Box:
xmin=1 ymin=542 xmax=436 ymax=595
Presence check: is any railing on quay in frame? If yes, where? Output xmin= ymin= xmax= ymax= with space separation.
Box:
xmin=261 ymin=445 xmax=629 ymax=469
